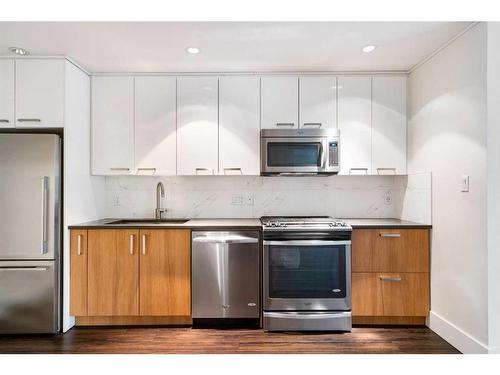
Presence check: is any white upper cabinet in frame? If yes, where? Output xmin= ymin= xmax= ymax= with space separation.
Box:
xmin=177 ymin=76 xmax=219 ymax=176
xmin=299 ymin=76 xmax=337 ymax=129
xmin=134 ymin=77 xmax=177 ymax=176
xmin=372 ymin=76 xmax=407 ymax=175
xmin=338 ymin=76 xmax=372 ymax=175
xmin=15 ymin=59 xmax=65 ymax=128
xmin=0 ymin=60 xmax=14 ymax=128
xmin=261 ymin=76 xmax=298 ymax=129
xmin=219 ymin=76 xmax=260 ymax=175
xmin=91 ymin=76 xmax=135 ymax=175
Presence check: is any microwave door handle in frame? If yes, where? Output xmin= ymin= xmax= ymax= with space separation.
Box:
xmin=321 ymin=140 xmax=327 ymax=168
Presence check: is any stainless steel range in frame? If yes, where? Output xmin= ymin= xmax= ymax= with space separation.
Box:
xmin=261 ymin=216 xmax=352 ymax=331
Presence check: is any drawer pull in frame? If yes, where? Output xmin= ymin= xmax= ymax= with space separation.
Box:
xmin=302 ymin=122 xmax=322 ymax=127
xmin=142 ymin=234 xmax=147 ymax=255
xmin=0 ymin=119 xmax=10 ymax=123
xmin=129 ymin=234 xmax=134 ymax=255
xmin=110 ymin=167 xmax=130 ymax=171
xmin=349 ymin=168 xmax=368 ymax=175
xmin=77 ymin=234 xmax=82 ymax=256
xmin=223 ymin=167 xmax=242 ymax=175
xmin=17 ymin=118 xmax=41 ymax=122
xmin=379 ymin=233 xmax=401 ymax=238
xmin=376 ymin=168 xmax=397 ymax=175
xmin=276 ymin=122 xmax=295 ymax=127
xmin=380 ymin=276 xmax=402 ymax=282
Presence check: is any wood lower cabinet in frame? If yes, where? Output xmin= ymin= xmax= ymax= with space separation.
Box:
xmin=87 ymin=229 xmax=140 ymax=316
xmin=70 ymin=228 xmax=191 ymax=324
xmin=70 ymin=229 xmax=88 ymax=316
xmin=352 ymin=272 xmax=429 ymax=316
xmin=351 ymin=228 xmax=430 ymax=324
xmin=139 ymin=229 xmax=191 ymax=316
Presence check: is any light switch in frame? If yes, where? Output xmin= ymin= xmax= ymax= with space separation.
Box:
xmin=461 ymin=175 xmax=470 ymax=192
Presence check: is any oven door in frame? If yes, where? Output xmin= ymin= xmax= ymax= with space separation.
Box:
xmin=261 ymin=137 xmax=327 ymax=174
xmin=263 ymin=240 xmax=351 ymax=311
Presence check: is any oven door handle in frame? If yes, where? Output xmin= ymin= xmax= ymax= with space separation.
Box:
xmin=263 ymin=240 xmax=351 ymax=246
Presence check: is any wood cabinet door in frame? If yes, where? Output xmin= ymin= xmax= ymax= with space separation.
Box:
xmin=352 ymin=273 xmax=383 ymax=316
xmin=352 ymin=272 xmax=429 ymax=317
xmin=139 ymin=229 xmax=191 ymax=316
xmin=15 ymin=59 xmax=65 ymax=128
xmin=352 ymin=229 xmax=429 ymax=272
xmin=261 ymin=76 xmax=299 ymax=129
xmin=299 ymin=76 xmax=337 ymax=129
xmin=134 ymin=76 xmax=177 ymax=176
xmin=0 ymin=59 xmax=14 ymax=128
xmin=87 ymin=229 xmax=139 ymax=316
xmin=378 ymin=273 xmax=429 ymax=316
xmin=91 ymin=76 xmax=135 ymax=175
xmin=70 ymin=230 xmax=88 ymax=316
xmin=219 ymin=76 xmax=261 ymax=175
xmin=372 ymin=76 xmax=407 ymax=175
xmin=337 ymin=76 xmax=372 ymax=175
xmin=176 ymin=76 xmax=218 ymax=175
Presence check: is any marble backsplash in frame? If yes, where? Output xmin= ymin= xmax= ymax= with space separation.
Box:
xmin=100 ymin=174 xmax=431 ymax=222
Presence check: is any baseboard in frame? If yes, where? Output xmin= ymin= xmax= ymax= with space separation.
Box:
xmin=429 ymin=311 xmax=488 ymax=354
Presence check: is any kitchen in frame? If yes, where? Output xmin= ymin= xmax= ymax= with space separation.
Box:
xmin=1 ymin=9 xmax=500 ymax=370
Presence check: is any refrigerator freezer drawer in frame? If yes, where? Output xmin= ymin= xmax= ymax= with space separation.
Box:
xmin=0 ymin=260 xmax=60 ymax=333
xmin=192 ymin=231 xmax=260 ymax=319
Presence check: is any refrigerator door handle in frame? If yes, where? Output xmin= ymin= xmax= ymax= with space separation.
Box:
xmin=41 ymin=176 xmax=48 ymax=254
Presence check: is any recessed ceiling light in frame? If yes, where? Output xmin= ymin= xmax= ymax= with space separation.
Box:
xmin=9 ymin=47 xmax=29 ymax=56
xmin=362 ymin=45 xmax=376 ymax=53
xmin=186 ymin=47 xmax=200 ymax=54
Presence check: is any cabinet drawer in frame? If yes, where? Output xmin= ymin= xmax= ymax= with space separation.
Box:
xmin=352 ymin=229 xmax=429 ymax=272
xmin=352 ymin=272 xmax=429 ymax=317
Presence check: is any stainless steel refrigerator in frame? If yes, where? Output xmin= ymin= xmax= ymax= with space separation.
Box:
xmin=0 ymin=134 xmax=61 ymax=334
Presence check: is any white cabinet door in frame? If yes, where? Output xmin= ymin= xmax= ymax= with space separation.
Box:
xmin=91 ymin=76 xmax=134 ymax=175
xmin=15 ymin=59 xmax=65 ymax=128
xmin=338 ymin=76 xmax=372 ymax=175
xmin=135 ymin=77 xmax=177 ymax=176
xmin=177 ymin=76 xmax=218 ymax=176
xmin=261 ymin=76 xmax=298 ymax=129
xmin=0 ymin=59 xmax=14 ymax=128
xmin=299 ymin=76 xmax=337 ymax=129
xmin=219 ymin=76 xmax=260 ymax=175
xmin=372 ymin=76 xmax=407 ymax=175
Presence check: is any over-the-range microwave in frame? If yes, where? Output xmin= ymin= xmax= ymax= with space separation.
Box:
xmin=260 ymin=128 xmax=340 ymax=175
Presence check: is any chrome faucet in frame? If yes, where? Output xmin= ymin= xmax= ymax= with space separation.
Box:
xmin=155 ymin=182 xmax=166 ymax=220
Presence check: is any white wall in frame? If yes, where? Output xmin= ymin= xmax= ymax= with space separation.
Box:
xmin=63 ymin=61 xmax=105 ymax=331
xmin=408 ymin=23 xmax=488 ymax=353
xmin=101 ymin=175 xmax=407 ymax=219
xmin=487 ymin=22 xmax=500 ymax=354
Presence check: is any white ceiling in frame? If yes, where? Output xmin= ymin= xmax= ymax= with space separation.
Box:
xmin=0 ymin=22 xmax=472 ymax=73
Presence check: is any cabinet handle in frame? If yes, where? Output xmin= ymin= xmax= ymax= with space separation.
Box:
xmin=110 ymin=167 xmax=130 ymax=171
xmin=276 ymin=123 xmax=295 ymax=127
xmin=379 ymin=233 xmax=401 ymax=238
xmin=376 ymin=168 xmax=397 ymax=175
xmin=379 ymin=276 xmax=402 ymax=282
xmin=0 ymin=119 xmax=9 ymax=123
xmin=223 ymin=168 xmax=242 ymax=175
xmin=77 ymin=234 xmax=82 ymax=256
xmin=195 ymin=168 xmax=214 ymax=175
xmin=137 ymin=168 xmax=156 ymax=172
xmin=17 ymin=118 xmax=41 ymax=122
xmin=129 ymin=234 xmax=134 ymax=255
xmin=302 ymin=123 xmax=322 ymax=127
xmin=349 ymin=168 xmax=368 ymax=175
xmin=142 ymin=234 xmax=146 ymax=255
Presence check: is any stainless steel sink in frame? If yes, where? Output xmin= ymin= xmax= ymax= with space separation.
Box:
xmin=108 ymin=219 xmax=188 ymax=225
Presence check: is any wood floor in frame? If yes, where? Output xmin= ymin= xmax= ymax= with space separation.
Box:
xmin=0 ymin=326 xmax=459 ymax=354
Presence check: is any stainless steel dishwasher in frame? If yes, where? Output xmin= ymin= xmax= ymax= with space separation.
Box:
xmin=192 ymin=231 xmax=260 ymax=327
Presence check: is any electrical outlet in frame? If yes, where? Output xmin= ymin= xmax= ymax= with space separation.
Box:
xmin=231 ymin=196 xmax=244 ymax=205
xmin=384 ymin=191 xmax=392 ymax=205
xmin=461 ymin=175 xmax=470 ymax=192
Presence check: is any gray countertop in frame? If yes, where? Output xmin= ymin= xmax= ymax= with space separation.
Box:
xmin=69 ymin=217 xmax=430 ymax=230
xmin=68 ymin=218 xmax=262 ymax=230
xmin=341 ymin=218 xmax=432 ymax=229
